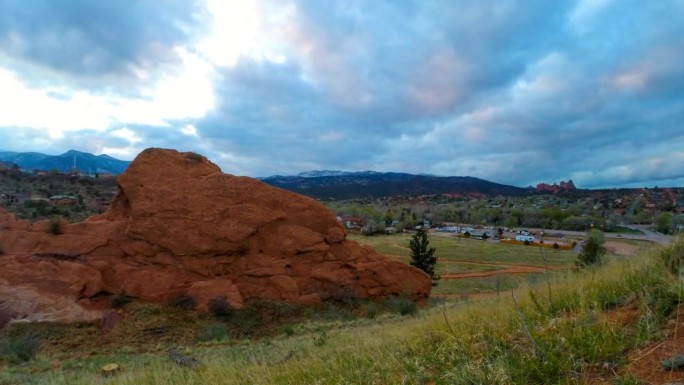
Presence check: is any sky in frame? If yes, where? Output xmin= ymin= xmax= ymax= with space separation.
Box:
xmin=0 ymin=0 xmax=683 ymax=189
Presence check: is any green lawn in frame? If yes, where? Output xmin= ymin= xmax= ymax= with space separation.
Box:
xmin=349 ymin=232 xmax=577 ymax=266
xmin=430 ymin=272 xmax=557 ymax=296
xmin=348 ymin=232 xmax=579 ymax=297
xmin=436 ymin=261 xmax=507 ymax=275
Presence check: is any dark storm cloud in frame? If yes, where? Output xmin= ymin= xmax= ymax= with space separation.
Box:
xmin=0 ymin=0 xmax=206 ymax=84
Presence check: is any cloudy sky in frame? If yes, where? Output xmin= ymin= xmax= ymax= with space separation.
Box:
xmin=1 ymin=0 xmax=683 ymax=188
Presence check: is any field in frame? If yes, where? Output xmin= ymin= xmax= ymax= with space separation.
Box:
xmin=349 ymin=232 xmax=583 ymax=296
xmin=0 ymin=232 xmax=676 ymax=385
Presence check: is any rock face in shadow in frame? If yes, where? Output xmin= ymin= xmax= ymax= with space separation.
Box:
xmin=0 ymin=148 xmax=431 ymax=323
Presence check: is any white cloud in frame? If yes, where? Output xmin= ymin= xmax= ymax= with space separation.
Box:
xmin=0 ymin=46 xmax=217 ymax=135
xmin=0 ymin=68 xmax=112 ymax=136
xmin=197 ymin=0 xmax=261 ymax=67
xmin=181 ymin=124 xmax=199 ymax=137
xmin=111 ymin=127 xmax=141 ymax=144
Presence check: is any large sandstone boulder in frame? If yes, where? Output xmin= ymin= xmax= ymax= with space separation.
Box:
xmin=0 ymin=148 xmax=431 ymax=324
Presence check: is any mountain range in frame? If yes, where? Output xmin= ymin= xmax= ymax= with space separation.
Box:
xmin=259 ymin=171 xmax=529 ymax=200
xmin=0 ymin=150 xmax=130 ymax=174
xmin=1 ymin=150 xmax=529 ymax=199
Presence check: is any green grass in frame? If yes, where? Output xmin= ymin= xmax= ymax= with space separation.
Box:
xmin=350 ymin=232 xmax=578 ymax=266
xmin=612 ymin=226 xmax=643 ymax=234
xmin=436 ymin=260 xmax=507 ymax=275
xmin=431 ymin=272 xmax=549 ymax=296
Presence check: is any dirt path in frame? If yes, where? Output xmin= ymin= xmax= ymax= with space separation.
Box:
xmin=432 ymin=291 xmax=507 ymax=299
xmin=604 ymin=240 xmax=642 ymax=257
xmin=440 ymin=265 xmax=560 ymax=279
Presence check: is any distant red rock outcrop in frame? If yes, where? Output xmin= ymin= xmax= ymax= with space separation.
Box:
xmin=536 ymin=180 xmax=576 ymax=193
xmin=0 ymin=149 xmax=431 ymax=323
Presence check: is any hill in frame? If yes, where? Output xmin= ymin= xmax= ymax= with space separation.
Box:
xmin=260 ymin=170 xmax=529 ymax=200
xmin=1 ymin=233 xmax=681 ymax=384
xmin=0 ymin=150 xmax=130 ymax=174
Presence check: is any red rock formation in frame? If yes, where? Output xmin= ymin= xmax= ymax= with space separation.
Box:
xmin=0 ymin=148 xmax=430 ymax=324
xmin=536 ymin=180 xmax=576 ymax=193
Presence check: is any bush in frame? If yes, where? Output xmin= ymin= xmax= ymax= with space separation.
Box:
xmin=208 ymin=297 xmax=233 ymax=318
xmin=326 ymin=285 xmax=360 ymax=307
xmin=553 ymin=242 xmax=559 ymax=249
xmin=384 ymin=297 xmax=418 ymax=316
xmin=0 ymin=328 xmax=44 ymax=362
xmin=280 ymin=325 xmax=295 ymax=336
xmin=184 ymin=152 xmax=204 ymax=162
xmin=576 ymin=231 xmax=606 ymax=268
xmin=172 ymin=293 xmax=197 ymax=310
xmin=110 ymin=291 xmax=133 ymax=308
xmin=196 ymin=321 xmax=229 ymax=342
xmin=397 ymin=298 xmax=418 ymax=316
xmin=313 ymin=331 xmax=328 ymax=347
xmin=365 ymin=303 xmax=378 ymax=319
xmin=49 ymin=215 xmax=63 ymax=235
xmin=661 ymin=235 xmax=684 ymax=275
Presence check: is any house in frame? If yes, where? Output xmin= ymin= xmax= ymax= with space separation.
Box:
xmin=1 ymin=192 xmax=31 ymax=205
xmin=470 ymin=231 xmax=492 ymax=240
xmin=49 ymin=195 xmax=79 ymax=206
xmin=384 ymin=226 xmax=398 ymax=234
xmin=341 ymin=216 xmax=364 ymax=229
xmin=440 ymin=226 xmax=460 ymax=233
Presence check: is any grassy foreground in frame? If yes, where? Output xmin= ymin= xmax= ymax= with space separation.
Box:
xmin=2 ymin=237 xmax=684 ymax=384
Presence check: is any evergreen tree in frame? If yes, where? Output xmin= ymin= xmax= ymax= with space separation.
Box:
xmin=576 ymin=229 xmax=606 ymax=267
xmin=409 ymin=230 xmax=439 ymax=283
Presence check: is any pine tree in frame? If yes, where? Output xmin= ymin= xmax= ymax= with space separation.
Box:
xmin=409 ymin=230 xmax=439 ymax=283
xmin=576 ymin=229 xmax=606 ymax=267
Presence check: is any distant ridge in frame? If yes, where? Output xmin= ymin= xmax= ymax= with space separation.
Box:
xmin=0 ymin=150 xmax=130 ymax=174
xmin=260 ymin=171 xmax=529 ymax=200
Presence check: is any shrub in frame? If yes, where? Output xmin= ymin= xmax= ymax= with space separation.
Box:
xmin=110 ymin=291 xmax=133 ymax=308
xmin=398 ymin=298 xmax=418 ymax=316
xmin=196 ymin=321 xmax=229 ymax=342
xmin=49 ymin=215 xmax=63 ymax=235
xmin=326 ymin=285 xmax=360 ymax=307
xmin=365 ymin=303 xmax=378 ymax=319
xmin=184 ymin=152 xmax=204 ymax=162
xmin=281 ymin=325 xmax=295 ymax=336
xmin=0 ymin=328 xmax=44 ymax=362
xmin=208 ymin=297 xmax=233 ymax=318
xmin=172 ymin=293 xmax=197 ymax=311
xmin=553 ymin=242 xmax=559 ymax=249
xmin=661 ymin=235 xmax=684 ymax=275
xmin=313 ymin=331 xmax=328 ymax=347
xmin=524 ymin=240 xmax=530 ymax=246
xmin=576 ymin=230 xmax=606 ymax=268
xmin=384 ymin=297 xmax=418 ymax=316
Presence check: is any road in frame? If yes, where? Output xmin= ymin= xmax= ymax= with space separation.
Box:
xmin=508 ymin=228 xmax=672 ymax=245
xmin=432 ymin=226 xmax=673 ymax=246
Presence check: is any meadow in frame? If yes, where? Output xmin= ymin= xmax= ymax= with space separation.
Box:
xmin=0 ymin=233 xmax=679 ymax=385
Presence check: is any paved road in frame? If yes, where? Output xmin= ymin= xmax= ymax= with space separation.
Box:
xmin=512 ymin=228 xmax=672 ymax=245
xmin=433 ymin=225 xmax=674 ymax=246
